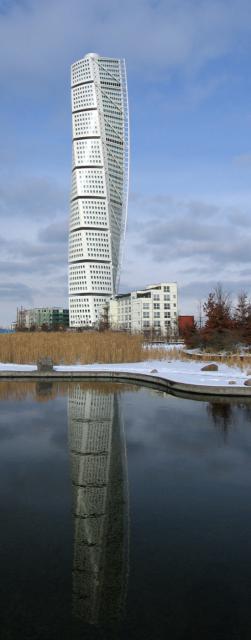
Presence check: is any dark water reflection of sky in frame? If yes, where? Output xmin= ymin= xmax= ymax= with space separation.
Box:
xmin=1 ymin=381 xmax=251 ymax=639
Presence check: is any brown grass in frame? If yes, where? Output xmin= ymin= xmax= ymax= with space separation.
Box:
xmin=182 ymin=351 xmax=251 ymax=370
xmin=0 ymin=331 xmax=142 ymax=364
xmin=0 ymin=331 xmax=179 ymax=365
xmin=2 ymin=332 xmax=250 ymax=373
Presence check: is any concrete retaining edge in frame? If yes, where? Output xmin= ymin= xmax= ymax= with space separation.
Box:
xmin=0 ymin=369 xmax=250 ymax=397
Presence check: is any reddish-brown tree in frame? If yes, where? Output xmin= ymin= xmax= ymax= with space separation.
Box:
xmin=234 ymin=292 xmax=251 ymax=344
xmin=202 ymin=284 xmax=234 ymax=350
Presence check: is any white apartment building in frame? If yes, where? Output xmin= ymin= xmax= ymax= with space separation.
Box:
xmin=108 ymin=282 xmax=178 ymax=334
xmin=68 ymin=53 xmax=129 ymax=327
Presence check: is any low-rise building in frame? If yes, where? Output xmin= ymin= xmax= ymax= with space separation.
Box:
xmin=108 ymin=282 xmax=178 ymax=335
xmin=16 ymin=307 xmax=69 ymax=330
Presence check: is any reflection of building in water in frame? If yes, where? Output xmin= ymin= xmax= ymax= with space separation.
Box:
xmin=68 ymin=384 xmax=128 ymax=626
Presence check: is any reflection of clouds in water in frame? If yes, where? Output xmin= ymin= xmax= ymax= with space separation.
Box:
xmin=0 ymin=396 xmax=67 ymax=453
xmin=68 ymin=384 xmax=129 ymax=627
xmin=0 ymin=392 xmax=70 ymax=517
xmin=123 ymin=390 xmax=251 ymax=483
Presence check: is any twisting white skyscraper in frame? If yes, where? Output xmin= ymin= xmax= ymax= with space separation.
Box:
xmin=69 ymin=53 xmax=129 ymax=327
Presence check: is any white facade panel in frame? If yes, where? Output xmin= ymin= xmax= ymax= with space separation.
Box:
xmin=72 ymin=83 xmax=97 ymax=111
xmin=71 ymin=58 xmax=92 ymax=85
xmin=69 ymin=295 xmax=109 ymax=327
xmin=69 ymin=200 xmax=109 ymax=231
xmin=69 ymin=52 xmax=129 ymax=327
xmin=72 ymin=110 xmax=100 ymax=138
xmin=69 ymin=262 xmax=113 ymax=295
xmin=74 ymin=168 xmax=107 ymax=197
xmin=69 ymin=229 xmax=111 ymax=262
xmin=72 ymin=139 xmax=103 ymax=168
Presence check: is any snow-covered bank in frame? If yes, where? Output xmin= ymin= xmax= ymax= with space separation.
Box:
xmin=0 ymin=359 xmax=250 ymax=388
xmin=0 ymin=363 xmax=36 ymax=371
xmin=55 ymin=360 xmax=248 ymax=388
xmin=143 ymin=342 xmax=184 ymax=350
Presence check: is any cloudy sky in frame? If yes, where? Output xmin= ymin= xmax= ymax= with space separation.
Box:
xmin=1 ymin=0 xmax=251 ymax=325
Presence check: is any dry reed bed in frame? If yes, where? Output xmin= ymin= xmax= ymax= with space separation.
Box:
xmin=0 ymin=332 xmax=142 ymax=364
xmin=0 ymin=332 xmax=176 ymax=365
xmin=182 ymin=351 xmax=251 ymax=370
xmin=1 ymin=332 xmax=249 ymax=371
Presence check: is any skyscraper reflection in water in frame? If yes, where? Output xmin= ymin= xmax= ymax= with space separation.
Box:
xmin=68 ymin=384 xmax=129 ymax=627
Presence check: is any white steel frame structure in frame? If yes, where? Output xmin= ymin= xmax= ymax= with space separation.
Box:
xmin=69 ymin=53 xmax=129 ymax=327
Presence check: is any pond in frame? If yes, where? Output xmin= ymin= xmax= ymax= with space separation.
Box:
xmin=1 ymin=380 xmax=251 ymax=639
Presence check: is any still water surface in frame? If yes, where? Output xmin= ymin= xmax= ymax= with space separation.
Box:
xmin=1 ymin=381 xmax=251 ymax=639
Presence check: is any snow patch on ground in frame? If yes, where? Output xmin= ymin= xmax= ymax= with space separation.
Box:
xmin=0 ymin=363 xmax=36 ymax=371
xmin=0 ymin=359 xmax=249 ymax=388
xmin=0 ymin=360 xmax=247 ymax=388
xmin=54 ymin=360 xmax=248 ymax=387
xmin=143 ymin=342 xmax=184 ymax=350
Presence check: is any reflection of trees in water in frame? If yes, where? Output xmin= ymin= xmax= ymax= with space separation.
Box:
xmin=235 ymin=401 xmax=251 ymax=422
xmin=0 ymin=380 xmax=39 ymax=401
xmin=68 ymin=384 xmax=129 ymax=627
xmin=0 ymin=380 xmax=138 ymax=402
xmin=35 ymin=381 xmax=53 ymax=399
xmin=207 ymin=398 xmax=251 ymax=441
xmin=207 ymin=402 xmax=234 ymax=439
xmin=0 ymin=380 xmax=66 ymax=402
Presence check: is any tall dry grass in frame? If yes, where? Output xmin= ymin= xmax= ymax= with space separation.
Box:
xmin=0 ymin=331 xmax=141 ymax=364
xmin=0 ymin=331 xmax=176 ymax=365
xmin=182 ymin=351 xmax=251 ymax=370
xmin=2 ymin=332 xmax=250 ymax=371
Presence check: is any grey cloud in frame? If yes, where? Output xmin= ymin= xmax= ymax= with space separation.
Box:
xmin=151 ymin=237 xmax=251 ymax=265
xmin=0 ymin=260 xmax=37 ymax=275
xmin=180 ymin=280 xmax=249 ymax=301
xmin=130 ymin=194 xmax=251 ymax=270
xmin=145 ymin=219 xmax=218 ymax=245
xmin=0 ymin=0 xmax=251 ymax=87
xmin=0 ymin=225 xmax=68 ymax=305
xmin=185 ymin=200 xmax=220 ymax=218
xmin=227 ymin=209 xmax=251 ymax=226
xmin=129 ymin=192 xmax=142 ymax=204
xmin=0 ymin=229 xmax=67 ymax=262
xmin=126 ymin=197 xmax=220 ymax=234
xmin=0 ymin=282 xmax=34 ymax=302
xmin=0 ymin=254 xmax=67 ymax=276
xmin=178 ymin=263 xmax=214 ymax=277
xmin=38 ymin=220 xmax=68 ymax=244
xmin=239 ymin=268 xmax=251 ymax=277
xmin=132 ymin=195 xmax=222 ymax=220
xmin=0 ymin=177 xmax=67 ymax=220
xmin=46 ymin=282 xmax=68 ymax=298
xmin=120 ymin=192 xmax=251 ymax=315
xmin=0 ymin=236 xmax=8 ymax=249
